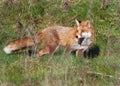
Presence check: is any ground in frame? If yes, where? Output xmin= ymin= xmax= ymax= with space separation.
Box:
xmin=0 ymin=0 xmax=120 ymax=86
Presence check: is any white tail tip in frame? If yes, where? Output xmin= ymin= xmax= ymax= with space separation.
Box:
xmin=3 ymin=46 xmax=12 ymax=54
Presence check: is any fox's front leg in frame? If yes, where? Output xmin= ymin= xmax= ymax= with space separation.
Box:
xmin=76 ymin=50 xmax=82 ymax=57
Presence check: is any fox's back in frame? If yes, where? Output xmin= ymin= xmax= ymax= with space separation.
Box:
xmin=41 ymin=26 xmax=76 ymax=45
xmin=42 ymin=26 xmax=74 ymax=36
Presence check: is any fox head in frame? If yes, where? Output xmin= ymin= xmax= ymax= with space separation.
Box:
xmin=75 ymin=19 xmax=94 ymax=44
xmin=75 ymin=19 xmax=93 ymax=38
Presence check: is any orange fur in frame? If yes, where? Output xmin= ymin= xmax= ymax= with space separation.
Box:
xmin=3 ymin=20 xmax=94 ymax=57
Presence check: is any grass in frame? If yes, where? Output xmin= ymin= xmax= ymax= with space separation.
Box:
xmin=0 ymin=0 xmax=120 ymax=86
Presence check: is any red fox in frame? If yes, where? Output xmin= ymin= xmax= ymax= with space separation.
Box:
xmin=3 ymin=20 xmax=94 ymax=57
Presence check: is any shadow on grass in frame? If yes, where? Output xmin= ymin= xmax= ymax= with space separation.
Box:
xmin=84 ymin=44 xmax=100 ymax=59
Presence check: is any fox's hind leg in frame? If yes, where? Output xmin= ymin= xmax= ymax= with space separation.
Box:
xmin=36 ymin=31 xmax=60 ymax=57
xmin=36 ymin=46 xmax=50 ymax=57
xmin=36 ymin=43 xmax=59 ymax=57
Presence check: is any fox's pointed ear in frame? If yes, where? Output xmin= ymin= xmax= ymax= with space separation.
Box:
xmin=75 ymin=19 xmax=81 ymax=27
xmin=86 ymin=20 xmax=91 ymax=27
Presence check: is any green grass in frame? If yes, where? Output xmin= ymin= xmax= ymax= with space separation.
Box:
xmin=0 ymin=0 xmax=120 ymax=86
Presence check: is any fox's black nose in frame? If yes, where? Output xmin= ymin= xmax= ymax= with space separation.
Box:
xmin=78 ymin=37 xmax=85 ymax=45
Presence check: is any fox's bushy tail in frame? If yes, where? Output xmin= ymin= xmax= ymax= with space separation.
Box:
xmin=3 ymin=32 xmax=43 ymax=54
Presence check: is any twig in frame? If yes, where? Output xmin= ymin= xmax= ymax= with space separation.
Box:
xmin=67 ymin=15 xmax=79 ymax=22
xmin=87 ymin=71 xmax=120 ymax=80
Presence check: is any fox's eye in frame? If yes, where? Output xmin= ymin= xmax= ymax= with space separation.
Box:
xmin=75 ymin=36 xmax=78 ymax=38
